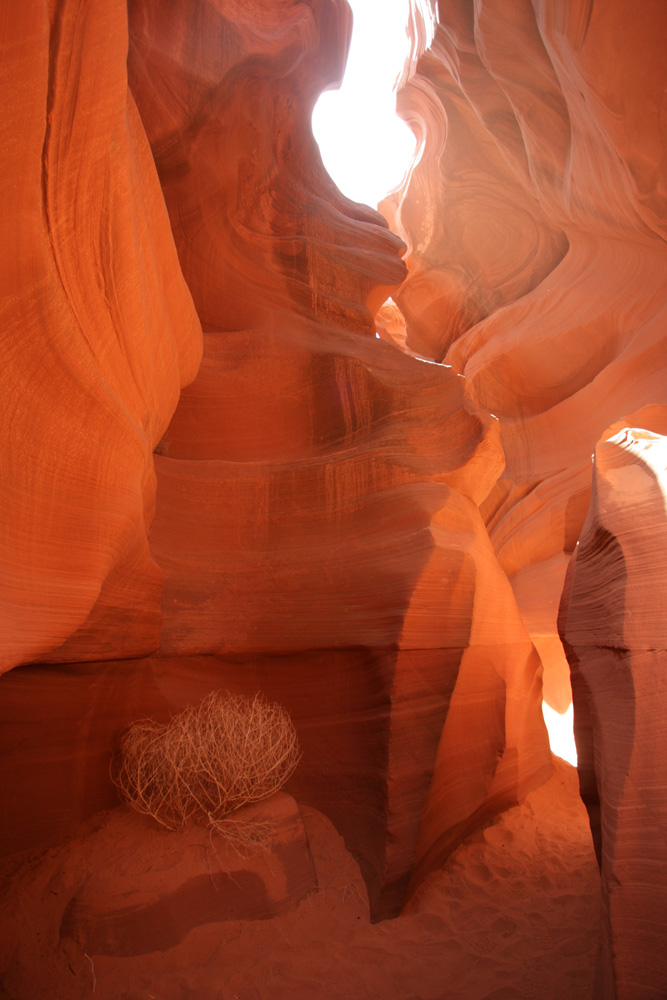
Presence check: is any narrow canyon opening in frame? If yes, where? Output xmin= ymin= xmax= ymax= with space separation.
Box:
xmin=1 ymin=0 xmax=665 ymax=997
xmin=313 ymin=0 xmax=577 ymax=768
xmin=312 ymin=0 xmax=422 ymax=207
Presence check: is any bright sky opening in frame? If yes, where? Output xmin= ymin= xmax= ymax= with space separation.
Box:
xmin=313 ymin=2 xmax=578 ymax=771
xmin=542 ymin=702 xmax=578 ymax=766
xmin=312 ymin=0 xmax=417 ymax=207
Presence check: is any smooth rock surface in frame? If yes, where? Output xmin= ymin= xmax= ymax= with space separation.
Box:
xmin=4 ymin=0 xmax=643 ymax=984
xmin=559 ymin=428 xmax=667 ymax=999
xmin=127 ymin=0 xmax=405 ymax=334
xmin=383 ymin=0 xmax=667 ymax=717
xmin=0 ymin=0 xmax=202 ymax=672
xmin=126 ymin=0 xmax=551 ymax=915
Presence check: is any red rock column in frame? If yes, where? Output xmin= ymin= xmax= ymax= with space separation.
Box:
xmin=0 ymin=0 xmax=202 ymax=671
xmin=382 ymin=0 xmax=667 ymax=722
xmin=560 ymin=427 xmax=667 ymax=999
xmin=126 ymin=0 xmax=552 ymax=917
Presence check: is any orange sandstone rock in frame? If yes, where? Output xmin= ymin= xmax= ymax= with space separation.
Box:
xmin=148 ymin=301 xmax=553 ymax=915
xmin=0 ymin=0 xmax=202 ymax=671
xmin=385 ymin=0 xmax=667 ymax=718
xmin=127 ymin=0 xmax=552 ymax=914
xmin=0 ymin=764 xmax=600 ymax=1000
xmin=560 ymin=428 xmax=667 ymax=999
xmin=58 ymin=795 xmax=316 ymax=957
xmin=1 ymin=0 xmax=551 ymax=935
xmin=127 ymin=0 xmax=405 ymax=334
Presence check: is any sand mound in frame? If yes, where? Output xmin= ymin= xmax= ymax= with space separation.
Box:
xmin=0 ymin=758 xmax=599 ymax=999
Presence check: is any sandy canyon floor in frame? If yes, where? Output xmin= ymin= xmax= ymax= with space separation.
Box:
xmin=0 ymin=757 xmax=599 ymax=1000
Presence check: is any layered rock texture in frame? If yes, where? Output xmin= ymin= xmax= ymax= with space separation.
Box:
xmin=0 ymin=0 xmax=665 ymax=996
xmin=1 ymin=0 xmax=551 ymax=925
xmin=382 ymin=0 xmax=667 ymax=719
xmin=378 ymin=1 xmax=667 ymax=995
xmin=559 ymin=428 xmax=667 ymax=999
xmin=0 ymin=0 xmax=203 ymax=671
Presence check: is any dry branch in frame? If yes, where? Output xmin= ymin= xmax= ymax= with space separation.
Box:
xmin=111 ymin=692 xmax=300 ymax=832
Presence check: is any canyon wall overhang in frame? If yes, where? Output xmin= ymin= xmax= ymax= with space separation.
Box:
xmin=382 ymin=0 xmax=667 ymax=722
xmin=0 ymin=0 xmax=553 ymax=923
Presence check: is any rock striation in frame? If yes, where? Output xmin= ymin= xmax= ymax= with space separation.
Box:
xmin=2 ymin=0 xmax=664 ymax=992
xmin=127 ymin=0 xmax=403 ymax=334
xmin=559 ymin=427 xmax=667 ymax=999
xmin=383 ymin=1 xmax=667 ymax=990
xmin=382 ymin=0 xmax=667 ymax=717
xmin=0 ymin=0 xmax=552 ymax=928
xmin=127 ymin=0 xmax=551 ymax=914
xmin=0 ymin=0 xmax=202 ymax=672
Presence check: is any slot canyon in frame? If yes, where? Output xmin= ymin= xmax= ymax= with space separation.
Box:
xmin=0 ymin=1 xmax=665 ymax=997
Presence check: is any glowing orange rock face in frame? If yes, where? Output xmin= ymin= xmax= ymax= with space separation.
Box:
xmin=127 ymin=0 xmax=405 ymax=335
xmin=0 ymin=0 xmax=202 ymax=671
xmin=126 ymin=0 xmax=551 ymax=914
xmin=560 ymin=428 xmax=667 ymax=998
xmin=384 ymin=0 xmax=667 ymax=720
xmin=387 ymin=0 xmax=667 ymax=987
xmin=1 ymin=0 xmax=551 ymax=925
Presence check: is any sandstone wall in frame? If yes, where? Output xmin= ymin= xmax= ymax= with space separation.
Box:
xmin=0 ymin=0 xmax=552 ymax=922
xmin=383 ymin=0 xmax=667 ymax=713
xmin=0 ymin=0 xmax=202 ymax=671
xmin=559 ymin=428 xmax=667 ymax=999
xmin=386 ymin=0 xmax=667 ymax=989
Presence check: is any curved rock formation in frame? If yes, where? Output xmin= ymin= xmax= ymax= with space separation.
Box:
xmin=384 ymin=3 xmax=666 ymax=988
xmin=127 ymin=0 xmax=550 ymax=913
xmin=0 ymin=791 xmax=317 ymax=997
xmin=383 ymin=0 xmax=667 ymax=719
xmin=58 ymin=795 xmax=316 ymax=957
xmin=0 ymin=765 xmax=600 ymax=1000
xmin=0 ymin=0 xmax=663 ymax=991
xmin=0 ymin=0 xmax=552 ymax=930
xmin=559 ymin=427 xmax=667 ymax=999
xmin=127 ymin=0 xmax=404 ymax=333
xmin=0 ymin=0 xmax=202 ymax=672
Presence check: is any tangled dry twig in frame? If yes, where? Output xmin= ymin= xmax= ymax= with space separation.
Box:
xmin=111 ymin=691 xmax=300 ymax=832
